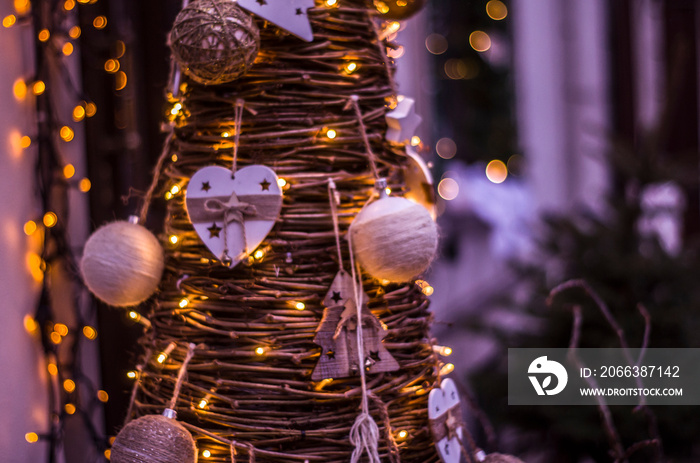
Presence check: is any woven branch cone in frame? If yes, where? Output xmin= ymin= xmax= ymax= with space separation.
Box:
xmin=132 ymin=2 xmax=440 ymax=462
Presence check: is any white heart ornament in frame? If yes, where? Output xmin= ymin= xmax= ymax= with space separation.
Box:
xmin=237 ymin=0 xmax=315 ymax=42
xmin=428 ymin=378 xmax=465 ymax=463
xmin=185 ymin=165 xmax=282 ymax=268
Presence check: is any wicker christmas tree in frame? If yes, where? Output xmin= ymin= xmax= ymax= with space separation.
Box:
xmin=82 ymin=1 xmax=459 ymax=462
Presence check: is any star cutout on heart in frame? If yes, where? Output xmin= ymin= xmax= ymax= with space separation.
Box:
xmin=256 ymin=0 xmax=267 ymax=5
xmin=260 ymin=179 xmax=271 ymax=191
xmin=296 ymin=7 xmax=302 ymax=14
xmin=369 ymin=351 xmax=381 ymax=362
xmin=201 ymin=181 xmax=212 ymax=192
xmin=385 ymin=96 xmax=422 ymax=144
xmin=326 ymin=349 xmax=335 ymax=359
xmin=207 ymin=222 xmax=222 ymax=238
xmin=331 ymin=291 xmax=342 ymax=304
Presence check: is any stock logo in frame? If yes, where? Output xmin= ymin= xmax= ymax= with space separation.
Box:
xmin=528 ymin=356 xmax=568 ymax=396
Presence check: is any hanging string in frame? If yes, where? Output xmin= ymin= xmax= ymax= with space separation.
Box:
xmin=347 ymin=232 xmax=381 ymax=463
xmin=347 ymin=95 xmax=380 ymax=180
xmin=231 ymin=98 xmax=245 ymax=176
xmin=138 ymin=131 xmax=175 ymax=224
xmin=167 ymin=343 xmax=197 ymax=410
xmin=328 ymin=179 xmax=344 ymax=270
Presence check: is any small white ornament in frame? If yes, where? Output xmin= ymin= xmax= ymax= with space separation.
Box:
xmin=385 ymin=97 xmax=422 ymax=144
xmin=81 ymin=221 xmax=164 ymax=307
xmin=350 ymin=194 xmax=438 ymax=282
xmin=403 ymin=146 xmax=436 ymax=220
xmin=185 ymin=165 xmax=283 ymax=268
xmin=428 ymin=378 xmax=465 ymax=463
xmin=237 ymin=0 xmax=315 ymax=42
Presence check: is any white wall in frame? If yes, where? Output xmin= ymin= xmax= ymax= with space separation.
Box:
xmin=512 ymin=0 xmax=611 ymax=215
xmin=0 ymin=4 xmax=49 ymax=461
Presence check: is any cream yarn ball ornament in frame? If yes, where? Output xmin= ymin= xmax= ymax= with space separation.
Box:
xmin=111 ymin=411 xmax=197 ymax=463
xmin=169 ymin=0 xmax=260 ymax=85
xmin=350 ymin=195 xmax=438 ymax=282
xmin=80 ymin=220 xmax=164 ymax=307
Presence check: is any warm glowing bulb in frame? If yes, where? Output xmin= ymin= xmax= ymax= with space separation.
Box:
xmin=171 ymin=154 xmax=178 ymax=162
xmin=25 ymin=432 xmax=39 ymax=443
xmin=20 ymin=135 xmax=31 ymax=149
xmin=65 ymin=403 xmax=76 ymax=415
xmin=170 ymin=185 xmax=180 ymax=195
xmin=277 ymin=178 xmax=287 ymax=188
xmin=104 ymin=59 xmax=119 ymax=73
xmin=83 ymin=326 xmax=97 ymax=340
xmin=23 ymin=220 xmax=37 ymax=236
xmin=422 ymin=285 xmax=434 ymax=296
xmin=325 ymin=0 xmax=337 ymax=5
xmin=442 ymin=347 xmax=453 ymax=356
xmin=202 ymin=450 xmax=212 ymax=458
xmin=343 ymin=62 xmax=358 ymax=74
xmin=63 ymin=164 xmax=75 ymax=179
xmin=79 ymin=178 xmax=91 ymax=192
xmin=326 ymin=129 xmax=337 ymax=139
xmin=38 ymin=29 xmax=50 ymax=42
xmin=486 ymin=0 xmax=508 ymax=20
xmin=198 ymin=399 xmax=208 ymax=409
xmin=115 ymin=71 xmax=127 ymax=91
xmin=63 ymin=379 xmax=76 ymax=393
xmin=254 ymin=249 xmax=264 ymax=259
xmin=69 ymin=25 xmax=81 ymax=38
xmin=14 ymin=0 xmax=31 ymax=15
xmin=72 ymin=104 xmax=85 ymax=122
xmin=43 ymin=212 xmax=58 ymax=228
xmin=62 ymin=42 xmax=74 ymax=56
xmin=295 ymin=302 xmax=306 ymax=310
xmin=126 ymin=370 xmax=137 ymax=379
xmin=97 ymin=390 xmax=109 ymax=402
xmin=104 ymin=450 xmax=111 ymax=460
xmin=60 ymin=126 xmax=74 ymax=142
xmin=221 ymin=131 xmax=230 ymax=138
xmin=469 ymin=30 xmax=492 ymax=52
xmin=179 ymin=298 xmax=189 ymax=308
xmin=54 ymin=323 xmax=68 ymax=336
xmin=32 ymin=80 xmax=45 ymax=95
xmin=3 ymin=15 xmax=17 ymax=28
xmin=385 ymin=187 xmax=392 ymax=195
xmin=388 ymin=21 xmax=400 ymax=33
xmin=128 ymin=311 xmax=139 ymax=320
xmin=85 ymin=102 xmax=97 ymax=117
xmin=93 ymin=15 xmax=107 ymax=29
xmin=169 ymin=235 xmax=179 ymax=245
xmin=164 ymin=191 xmax=173 ymax=200
xmin=156 ymin=353 xmax=167 ymax=364
xmin=397 ymin=430 xmax=408 ymax=439
xmin=255 ymin=347 xmax=265 ymax=355
xmin=13 ymin=79 xmax=27 ymax=100
xmin=23 ymin=314 xmax=38 ymax=332
xmin=411 ymin=136 xmax=421 ymax=146
xmin=485 ymin=159 xmax=508 ymax=184
xmin=439 ymin=363 xmax=455 ymax=376
xmin=64 ymin=0 xmax=75 ymax=10
xmin=47 ymin=363 xmax=58 ymax=376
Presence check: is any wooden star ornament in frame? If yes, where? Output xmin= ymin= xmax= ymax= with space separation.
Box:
xmin=238 ymin=0 xmax=315 ymax=42
xmin=385 ymin=96 xmax=423 ymax=144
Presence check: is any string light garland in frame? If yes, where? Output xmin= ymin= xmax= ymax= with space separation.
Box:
xmin=120 ymin=1 xmax=456 ymax=462
xmin=6 ymin=0 xmax=113 ymax=459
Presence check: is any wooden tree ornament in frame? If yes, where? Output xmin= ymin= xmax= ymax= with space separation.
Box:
xmin=312 ymin=270 xmax=399 ymax=380
xmin=129 ymin=1 xmax=440 ymax=462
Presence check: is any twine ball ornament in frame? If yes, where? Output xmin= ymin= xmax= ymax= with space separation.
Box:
xmin=169 ymin=0 xmax=260 ymax=85
xmin=80 ymin=220 xmax=164 ymax=307
xmin=374 ymin=0 xmax=427 ymax=20
xmin=350 ymin=195 xmax=438 ymax=282
xmin=111 ymin=412 xmax=197 ymax=463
